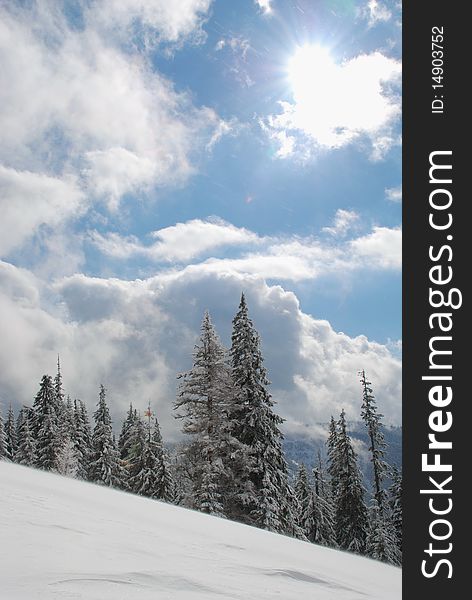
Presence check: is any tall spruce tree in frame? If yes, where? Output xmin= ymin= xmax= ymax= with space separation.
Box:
xmin=89 ymin=385 xmax=123 ymax=487
xmin=119 ymin=403 xmax=139 ymax=462
xmin=175 ymin=311 xmax=232 ymax=516
xmin=359 ymin=370 xmax=388 ymax=513
xmin=151 ymin=417 xmax=175 ymax=502
xmin=326 ymin=416 xmax=339 ymax=501
xmin=129 ymin=408 xmax=174 ymax=501
xmin=366 ymin=504 xmax=402 ymax=565
xmin=14 ymin=407 xmax=36 ymax=466
xmin=73 ymin=400 xmax=92 ymax=480
xmin=333 ymin=409 xmax=368 ymax=554
xmin=0 ymin=406 xmax=7 ymax=459
xmin=33 ymin=375 xmax=62 ymax=471
xmin=294 ymin=463 xmax=311 ymax=534
xmin=5 ymin=404 xmax=17 ymax=461
xmin=228 ymin=294 xmax=296 ymax=535
xmin=389 ymin=465 xmax=403 ymax=553
xmin=305 ymin=458 xmax=337 ymax=548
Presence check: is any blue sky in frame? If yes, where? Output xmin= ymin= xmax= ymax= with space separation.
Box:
xmin=0 ymin=0 xmax=402 ymax=435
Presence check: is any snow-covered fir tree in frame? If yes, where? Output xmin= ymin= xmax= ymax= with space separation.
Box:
xmin=14 ymin=407 xmax=36 ymax=466
xmin=304 ymin=458 xmax=337 ymax=547
xmin=4 ymin=404 xmax=17 ymax=460
xmin=56 ymin=435 xmax=78 ymax=477
xmin=326 ymin=416 xmax=339 ymax=501
xmin=73 ymin=400 xmax=92 ymax=480
xmin=33 ymin=375 xmax=62 ymax=471
xmin=294 ymin=462 xmax=311 ymax=532
xmin=0 ymin=406 xmax=7 ymax=459
xmin=332 ymin=409 xmax=368 ymax=554
xmin=126 ymin=415 xmax=147 ymax=492
xmin=360 ymin=370 xmax=388 ymax=514
xmin=129 ymin=408 xmax=174 ymax=501
xmin=389 ymin=465 xmax=402 ymax=553
xmin=118 ymin=403 xmax=139 ymax=462
xmin=175 ymin=311 xmax=233 ymax=516
xmin=228 ymin=294 xmax=296 ymax=535
xmin=89 ymin=385 xmax=123 ymax=487
xmin=366 ymin=504 xmax=401 ymax=565
xmin=54 ymin=355 xmax=65 ymax=409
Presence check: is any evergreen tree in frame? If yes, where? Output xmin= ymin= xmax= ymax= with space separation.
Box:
xmin=118 ymin=403 xmax=139 ymax=461
xmin=333 ymin=409 xmax=368 ymax=554
xmin=366 ymin=504 xmax=402 ymax=565
xmin=36 ymin=403 xmax=62 ymax=471
xmin=294 ymin=462 xmax=311 ymax=532
xmin=305 ymin=458 xmax=337 ymax=547
xmin=126 ymin=415 xmax=147 ymax=493
xmin=56 ymin=436 xmax=78 ymax=477
xmin=151 ymin=417 xmax=175 ymax=502
xmin=54 ymin=355 xmax=65 ymax=409
xmin=326 ymin=416 xmax=339 ymax=500
xmin=175 ymin=311 xmax=232 ymax=516
xmin=74 ymin=400 xmax=92 ymax=480
xmin=389 ymin=465 xmax=403 ymax=553
xmin=33 ymin=375 xmax=62 ymax=471
xmin=5 ymin=404 xmax=17 ymax=461
xmin=129 ymin=409 xmax=175 ymax=501
xmin=14 ymin=407 xmax=36 ymax=466
xmin=228 ymin=294 xmax=296 ymax=534
xmin=0 ymin=406 xmax=8 ymax=459
xmin=359 ymin=370 xmax=388 ymax=513
xmin=89 ymin=385 xmax=123 ymax=487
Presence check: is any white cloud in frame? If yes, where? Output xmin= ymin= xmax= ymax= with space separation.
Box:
xmin=0 ymin=166 xmax=85 ymax=256
xmin=349 ymin=226 xmax=401 ymax=270
xmin=266 ymin=48 xmax=401 ymax=157
xmin=361 ymin=1 xmax=392 ymax=27
xmin=255 ymin=0 xmax=274 ymax=15
xmin=322 ymin=209 xmax=360 ymax=237
xmin=91 ymin=218 xmax=261 ymax=262
xmin=0 ymin=262 xmax=401 ymax=437
xmin=385 ymin=185 xmax=402 ymax=203
xmin=0 ymin=2 xmax=222 ymax=249
xmin=91 ymin=217 xmax=401 ymax=280
xmin=86 ymin=0 xmax=212 ymax=47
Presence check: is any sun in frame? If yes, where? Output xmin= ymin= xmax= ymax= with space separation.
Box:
xmin=287 ymin=45 xmax=335 ymax=98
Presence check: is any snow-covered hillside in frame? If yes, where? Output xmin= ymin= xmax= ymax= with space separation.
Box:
xmin=0 ymin=462 xmax=401 ymax=599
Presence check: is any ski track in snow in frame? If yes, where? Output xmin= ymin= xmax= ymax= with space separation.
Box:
xmin=0 ymin=462 xmax=401 ymax=599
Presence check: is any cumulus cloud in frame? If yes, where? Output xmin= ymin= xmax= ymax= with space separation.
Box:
xmin=255 ymin=0 xmax=273 ymax=15
xmin=90 ymin=217 xmax=401 ymax=281
xmin=385 ymin=185 xmax=402 ymax=202
xmin=90 ymin=218 xmax=261 ymax=262
xmin=322 ymin=209 xmax=360 ymax=237
xmin=0 ymin=166 xmax=85 ymax=256
xmin=361 ymin=1 xmax=392 ymax=28
xmin=0 ymin=262 xmax=401 ymax=438
xmin=0 ymin=2 xmax=221 ymax=251
xmin=265 ymin=48 xmax=401 ymax=157
xmin=87 ymin=0 xmax=212 ymax=47
xmin=349 ymin=226 xmax=401 ymax=270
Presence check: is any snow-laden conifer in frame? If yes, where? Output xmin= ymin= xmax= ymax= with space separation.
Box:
xmin=366 ymin=504 xmax=401 ymax=565
xmin=5 ymin=405 xmax=17 ymax=461
xmin=175 ymin=311 xmax=233 ymax=516
xmin=89 ymin=385 xmax=123 ymax=487
xmin=14 ymin=407 xmax=36 ymax=466
xmin=333 ymin=409 xmax=368 ymax=554
xmin=389 ymin=465 xmax=402 ymax=554
xmin=33 ymin=375 xmax=62 ymax=471
xmin=359 ymin=370 xmax=388 ymax=513
xmin=0 ymin=406 xmax=8 ymax=459
xmin=73 ymin=400 xmax=93 ymax=480
xmin=228 ymin=294 xmax=296 ymax=534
